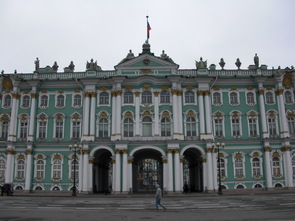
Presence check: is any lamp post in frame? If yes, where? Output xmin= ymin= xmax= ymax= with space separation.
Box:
xmin=69 ymin=143 xmax=82 ymax=196
xmin=212 ymin=142 xmax=225 ymax=195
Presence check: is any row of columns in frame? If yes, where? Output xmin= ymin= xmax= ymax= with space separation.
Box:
xmin=197 ymin=90 xmax=213 ymax=140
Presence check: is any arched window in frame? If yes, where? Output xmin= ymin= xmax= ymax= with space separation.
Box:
xmin=142 ymin=116 xmax=152 ymax=136
xmin=254 ymin=184 xmax=262 ymax=188
xmin=142 ymin=91 xmax=152 ymax=104
xmin=161 ymin=117 xmax=171 ymax=136
xmin=22 ymin=95 xmax=30 ymax=108
xmin=56 ymin=94 xmax=65 ymax=107
xmin=0 ymin=159 xmax=6 ymax=179
xmin=123 ymin=117 xmax=134 ymax=137
xmin=234 ymin=158 xmax=244 ymax=177
xmin=37 ymin=114 xmax=48 ymax=140
xmin=186 ymin=116 xmax=197 ymax=137
xmin=98 ymin=118 xmax=109 ymax=137
xmin=272 ymin=157 xmax=281 ymax=176
xmin=3 ymin=94 xmax=12 ymax=107
xmin=17 ymin=160 xmax=25 ymax=179
xmin=19 ymin=115 xmax=29 ymax=140
xmin=36 ymin=160 xmax=45 ymax=180
xmin=246 ymin=92 xmax=255 ymax=104
xmin=124 ymin=91 xmax=134 ymax=104
xmin=185 ymin=91 xmax=195 ymax=104
xmin=284 ymin=91 xmax=293 ymax=104
xmin=252 ymin=157 xmax=261 ymax=176
xmin=230 ymin=92 xmax=238 ymax=105
xmin=213 ymin=92 xmax=221 ymax=105
xmin=70 ymin=160 xmax=79 ymax=180
xmin=1 ymin=120 xmax=9 ymax=140
xmin=40 ymin=95 xmax=48 ymax=107
xmin=54 ymin=114 xmax=65 ymax=139
xmin=274 ymin=183 xmax=282 ymax=188
xmin=52 ymin=160 xmax=62 ymax=179
xmin=99 ymin=92 xmax=109 ymax=105
xmin=160 ymin=91 xmax=170 ymax=104
xmin=265 ymin=92 xmax=274 ymax=104
xmin=73 ymin=94 xmax=82 ymax=107
xmin=236 ymin=184 xmax=244 ymax=189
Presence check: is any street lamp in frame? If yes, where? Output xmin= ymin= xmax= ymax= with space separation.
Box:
xmin=69 ymin=143 xmax=82 ymax=196
xmin=212 ymin=142 xmax=225 ymax=195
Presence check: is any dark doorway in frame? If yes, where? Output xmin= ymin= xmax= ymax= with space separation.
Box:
xmin=183 ymin=148 xmax=203 ymax=192
xmin=132 ymin=149 xmax=163 ymax=193
xmin=92 ymin=149 xmax=112 ymax=193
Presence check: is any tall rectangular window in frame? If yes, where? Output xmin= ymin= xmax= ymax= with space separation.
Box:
xmin=249 ymin=118 xmax=257 ymax=136
xmin=214 ymin=119 xmax=223 ymax=136
xmin=72 ymin=121 xmax=81 ymax=139
xmin=55 ymin=120 xmax=63 ymax=139
xmin=20 ymin=122 xmax=28 ymax=139
xmin=232 ymin=118 xmax=240 ymax=136
xmin=39 ymin=121 xmax=47 ymax=139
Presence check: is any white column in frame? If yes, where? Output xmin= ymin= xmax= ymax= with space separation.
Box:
xmin=264 ymin=147 xmax=273 ymax=189
xmin=25 ymin=148 xmax=33 ymax=191
xmin=82 ymin=92 xmax=90 ymax=140
xmin=78 ymin=152 xmax=83 ymax=192
xmin=111 ymin=156 xmax=116 ymax=193
xmin=28 ymin=93 xmax=37 ymax=141
xmin=198 ymin=91 xmax=205 ymax=139
xmin=172 ymin=89 xmax=179 ymax=139
xmin=179 ymin=155 xmax=184 ymax=192
xmin=206 ymin=148 xmax=214 ymax=191
xmin=135 ymin=92 xmax=140 ymax=136
xmin=115 ymin=91 xmax=122 ymax=140
xmin=88 ymin=157 xmax=93 ymax=192
xmin=174 ymin=149 xmax=181 ymax=192
xmin=162 ymin=156 xmax=168 ymax=192
xmin=8 ymin=93 xmax=19 ymax=142
xmin=82 ymin=148 xmax=89 ymax=192
xmin=154 ymin=92 xmax=160 ymax=136
xmin=258 ymin=89 xmax=268 ymax=138
xmin=89 ymin=92 xmax=96 ymax=140
xmin=122 ymin=149 xmax=128 ymax=192
xmin=111 ymin=91 xmax=117 ymax=140
xmin=282 ymin=147 xmax=293 ymax=187
xmin=277 ymin=89 xmax=289 ymax=138
xmin=202 ymin=159 xmax=208 ymax=192
xmin=5 ymin=148 xmax=14 ymax=183
xmin=204 ymin=90 xmax=213 ymax=138
xmin=167 ymin=149 xmax=174 ymax=191
xmin=114 ymin=149 xmax=121 ymax=192
xmin=212 ymin=149 xmax=218 ymax=190
xmin=127 ymin=156 xmax=133 ymax=192
xmin=177 ymin=90 xmax=184 ymax=138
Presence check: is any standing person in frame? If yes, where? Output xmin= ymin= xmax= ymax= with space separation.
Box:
xmin=155 ymin=184 xmax=166 ymax=211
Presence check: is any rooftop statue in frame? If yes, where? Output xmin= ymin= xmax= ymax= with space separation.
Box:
xmin=52 ymin=61 xmax=59 ymax=72
xmin=126 ymin=50 xmax=135 ymax=59
xmin=219 ymin=58 xmax=225 ymax=69
xmin=35 ymin=57 xmax=40 ymax=72
xmin=254 ymin=53 xmax=259 ymax=68
xmin=161 ymin=50 xmax=174 ymax=63
xmin=86 ymin=59 xmax=101 ymax=71
xmin=196 ymin=57 xmax=207 ymax=69
xmin=69 ymin=61 xmax=75 ymax=71
xmin=235 ymin=58 xmax=242 ymax=69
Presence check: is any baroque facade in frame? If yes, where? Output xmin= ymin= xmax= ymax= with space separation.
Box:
xmin=0 ymin=42 xmax=295 ymax=193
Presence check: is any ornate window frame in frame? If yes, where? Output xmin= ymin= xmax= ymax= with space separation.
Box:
xmin=51 ymin=153 xmax=64 ymax=181
xmin=160 ymin=110 xmax=172 ymax=137
xmin=247 ymin=110 xmax=259 ymax=138
xmin=265 ymin=90 xmax=275 ymax=105
xmin=140 ymin=111 xmax=154 ymax=137
xmin=68 ymin=153 xmax=79 ymax=181
xmin=266 ymin=110 xmax=279 ymax=137
xmin=218 ymin=151 xmax=228 ymax=180
xmin=39 ymin=94 xmax=49 ymax=109
xmin=2 ymin=93 xmax=12 ymax=109
xmin=53 ymin=113 xmax=65 ymax=140
xmin=99 ymin=91 xmax=110 ymax=106
xmin=271 ymin=150 xmax=283 ymax=178
xmin=160 ymin=90 xmax=171 ymax=104
xmin=249 ymin=151 xmax=263 ymax=179
xmin=96 ymin=111 xmax=110 ymax=138
xmin=55 ymin=92 xmax=65 ymax=108
xmin=213 ymin=111 xmax=225 ymax=138
xmin=123 ymin=90 xmax=134 ymax=105
xmin=0 ymin=114 xmax=10 ymax=141
xmin=70 ymin=112 xmax=82 ymax=140
xmin=212 ymin=91 xmax=222 ymax=106
xmin=228 ymin=89 xmax=240 ymax=106
xmin=0 ymin=154 xmax=7 ymax=181
xmin=34 ymin=153 xmax=47 ymax=181
xmin=232 ymin=152 xmax=246 ymax=179
xmin=184 ymin=88 xmax=196 ymax=105
xmin=246 ymin=90 xmax=256 ymax=106
xmin=286 ymin=111 xmax=295 ymax=136
xmin=18 ymin=114 xmax=29 ymax=141
xmin=21 ymin=94 xmax=31 ymax=109
xmin=284 ymin=89 xmax=293 ymax=104
xmin=184 ymin=110 xmax=198 ymax=138
xmin=72 ymin=93 xmax=82 ymax=108
xmin=36 ymin=113 xmax=48 ymax=140
xmin=229 ymin=110 xmax=242 ymax=138
xmin=14 ymin=153 xmax=26 ymax=181
xmin=122 ymin=111 xmax=134 ymax=138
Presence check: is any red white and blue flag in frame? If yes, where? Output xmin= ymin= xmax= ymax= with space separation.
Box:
xmin=147 ymin=20 xmax=151 ymax=39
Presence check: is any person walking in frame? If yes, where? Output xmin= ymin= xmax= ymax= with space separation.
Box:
xmin=155 ymin=184 xmax=166 ymax=211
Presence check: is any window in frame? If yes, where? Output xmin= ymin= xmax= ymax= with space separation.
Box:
xmin=56 ymin=95 xmax=65 ymax=107
xmin=185 ymin=91 xmax=195 ymax=104
xmin=246 ymin=92 xmax=255 ymax=104
xmin=284 ymin=91 xmax=293 ymax=104
xmin=73 ymin=94 xmax=82 ymax=107
xmin=52 ymin=160 xmax=62 ymax=179
xmin=142 ymin=91 xmax=152 ymax=104
xmin=55 ymin=115 xmax=64 ymax=139
xmin=248 ymin=117 xmax=258 ymax=137
xmin=160 ymin=91 xmax=170 ymax=104
xmin=70 ymin=160 xmax=79 ymax=180
xmin=213 ymin=92 xmax=221 ymax=105
xmin=231 ymin=118 xmax=240 ymax=136
xmin=142 ymin=116 xmax=152 ymax=136
xmin=3 ymin=94 xmax=12 ymax=107
xmin=22 ymin=95 xmax=30 ymax=108
xmin=99 ymin=92 xmax=109 ymax=105
xmin=124 ymin=91 xmax=134 ymax=104
xmin=254 ymin=184 xmax=262 ymax=188
xmin=38 ymin=119 xmax=47 ymax=139
xmin=72 ymin=121 xmax=81 ymax=139
xmin=17 ymin=160 xmax=25 ymax=179
xmin=219 ymin=158 xmax=226 ymax=177
xmin=0 ymin=159 xmax=6 ymax=179
xmin=287 ymin=116 xmax=295 ymax=135
xmin=98 ymin=118 xmax=109 ymax=137
xmin=123 ymin=117 xmax=134 ymax=137
xmin=292 ymin=156 xmax=295 ymax=176
xmin=268 ymin=117 xmax=277 ymax=136
xmin=272 ymin=157 xmax=281 ymax=177
xmin=230 ymin=92 xmax=238 ymax=105
xmin=252 ymin=157 xmax=261 ymax=176
xmin=234 ymin=158 xmax=244 ymax=177
xmin=186 ymin=116 xmax=197 ymax=137
xmin=161 ymin=117 xmax=171 ymax=136
xmin=19 ymin=115 xmax=29 ymax=140
xmin=36 ymin=160 xmax=45 ymax=180
xmin=214 ymin=118 xmax=223 ymax=137
xmin=265 ymin=92 xmax=274 ymax=104
xmin=40 ymin=95 xmax=48 ymax=107
xmin=1 ymin=120 xmax=9 ymax=140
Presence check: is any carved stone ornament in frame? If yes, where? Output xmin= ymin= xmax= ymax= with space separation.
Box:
xmin=142 ymin=84 xmax=151 ymax=89
xmin=235 ymin=58 xmax=242 ymax=69
xmin=124 ymin=86 xmax=133 ymax=91
xmin=3 ymin=76 xmax=13 ymax=92
xmin=283 ymin=73 xmax=292 ymax=89
xmin=219 ymin=58 xmax=225 ymax=69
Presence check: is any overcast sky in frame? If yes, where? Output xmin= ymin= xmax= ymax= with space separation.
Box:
xmin=0 ymin=0 xmax=294 ymax=73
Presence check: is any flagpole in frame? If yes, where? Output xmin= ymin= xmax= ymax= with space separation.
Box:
xmin=146 ymin=15 xmax=150 ymax=43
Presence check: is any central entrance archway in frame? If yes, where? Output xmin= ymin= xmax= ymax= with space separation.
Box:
xmin=92 ymin=149 xmax=112 ymax=193
xmin=183 ymin=148 xmax=203 ymax=192
xmin=132 ymin=149 xmax=163 ymax=193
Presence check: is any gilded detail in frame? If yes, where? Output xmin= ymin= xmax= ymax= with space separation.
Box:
xmin=125 ymin=86 xmax=133 ymax=91
xmin=276 ymin=89 xmax=284 ymax=95
xmin=142 ymin=84 xmax=151 ymax=89
xmin=153 ymin=91 xmax=159 ymax=97
xmin=134 ymin=91 xmax=141 ymax=97
xmin=258 ymin=89 xmax=264 ymax=95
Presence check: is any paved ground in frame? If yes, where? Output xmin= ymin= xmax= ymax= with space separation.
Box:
xmin=0 ymin=192 xmax=295 ymax=221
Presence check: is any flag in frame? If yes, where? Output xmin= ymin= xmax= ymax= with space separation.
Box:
xmin=147 ymin=21 xmax=151 ymax=39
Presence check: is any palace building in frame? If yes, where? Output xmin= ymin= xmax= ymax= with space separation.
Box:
xmin=0 ymin=41 xmax=294 ymax=194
